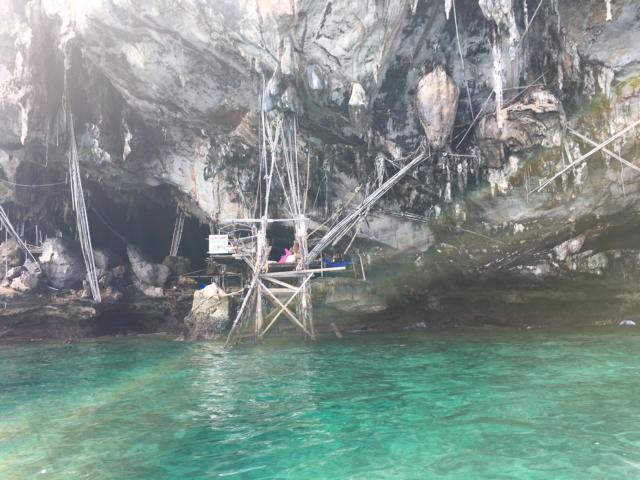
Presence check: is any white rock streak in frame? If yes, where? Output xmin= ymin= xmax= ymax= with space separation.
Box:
xmin=444 ymin=0 xmax=453 ymax=19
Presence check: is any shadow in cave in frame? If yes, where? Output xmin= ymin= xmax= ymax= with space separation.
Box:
xmin=84 ymin=181 xmax=209 ymax=271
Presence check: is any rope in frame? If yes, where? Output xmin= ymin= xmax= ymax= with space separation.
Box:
xmin=0 ymin=178 xmax=66 ymax=188
xmin=0 ymin=206 xmax=40 ymax=268
xmin=64 ymin=73 xmax=101 ymax=303
xmin=169 ymin=208 xmax=186 ymax=257
xmin=307 ymin=150 xmax=431 ymax=263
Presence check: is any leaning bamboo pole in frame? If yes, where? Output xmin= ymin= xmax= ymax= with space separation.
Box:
xmin=65 ymin=89 xmax=101 ymax=303
xmin=532 ymin=119 xmax=640 ymax=193
xmin=307 ymin=150 xmax=430 ymax=263
xmin=0 ymin=206 xmax=40 ymax=268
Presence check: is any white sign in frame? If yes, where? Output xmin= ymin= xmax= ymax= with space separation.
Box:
xmin=208 ymin=234 xmax=230 ymax=254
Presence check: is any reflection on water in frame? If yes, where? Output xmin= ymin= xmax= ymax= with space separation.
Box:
xmin=1 ymin=327 xmax=640 ymax=479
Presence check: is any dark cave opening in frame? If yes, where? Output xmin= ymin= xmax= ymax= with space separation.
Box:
xmin=84 ymin=182 xmax=209 ymax=271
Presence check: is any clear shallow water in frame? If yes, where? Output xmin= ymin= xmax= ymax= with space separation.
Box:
xmin=1 ymin=328 xmax=639 ymax=479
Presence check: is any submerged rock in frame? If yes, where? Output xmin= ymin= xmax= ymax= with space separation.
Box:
xmin=127 ymin=245 xmax=170 ymax=288
xmin=184 ymin=283 xmax=230 ymax=339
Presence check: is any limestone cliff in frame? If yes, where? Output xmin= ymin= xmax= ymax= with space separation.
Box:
xmin=1 ymin=0 xmax=640 ymax=332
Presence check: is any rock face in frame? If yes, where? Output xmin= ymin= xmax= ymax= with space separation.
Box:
xmin=1 ymin=0 xmax=640 ymax=330
xmin=39 ymin=238 xmax=85 ymax=289
xmin=127 ymin=245 xmax=170 ymax=288
xmin=163 ymin=256 xmax=191 ymax=277
xmin=0 ymin=239 xmax=24 ymax=276
xmin=10 ymin=260 xmax=40 ymax=293
xmin=476 ymin=88 xmax=564 ymax=168
xmin=313 ymin=278 xmax=387 ymax=314
xmin=184 ymin=283 xmax=230 ymax=339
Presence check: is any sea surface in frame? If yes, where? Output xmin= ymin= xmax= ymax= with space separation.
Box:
xmin=1 ymin=327 xmax=639 ymax=479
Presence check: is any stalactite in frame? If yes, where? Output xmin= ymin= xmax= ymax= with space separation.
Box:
xmin=444 ymin=0 xmax=453 ymax=19
xmin=605 ymin=0 xmax=613 ymax=21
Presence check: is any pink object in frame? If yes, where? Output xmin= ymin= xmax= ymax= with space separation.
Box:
xmin=278 ymin=248 xmax=292 ymax=264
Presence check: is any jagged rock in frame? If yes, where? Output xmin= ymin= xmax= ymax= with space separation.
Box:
xmin=305 ymin=64 xmax=324 ymax=91
xmin=348 ymin=82 xmax=367 ymax=134
xmin=262 ymin=69 xmax=284 ymax=112
xmin=281 ymin=85 xmax=304 ymax=114
xmin=133 ymin=278 xmax=165 ymax=298
xmin=163 ymin=256 xmax=191 ymax=277
xmin=10 ymin=261 xmax=40 ymax=293
xmin=258 ymin=0 xmax=297 ymax=31
xmin=127 ymin=245 xmax=170 ymax=288
xmin=184 ymin=283 xmax=230 ymax=339
xmin=476 ymin=88 xmax=564 ymax=168
xmin=478 ymin=0 xmax=519 ymax=52
xmin=568 ymin=251 xmax=609 ymax=275
xmin=39 ymin=238 xmax=86 ymax=289
xmin=1 ymin=265 xmax=24 ymax=287
xmin=553 ymin=234 xmax=586 ymax=262
xmin=280 ymin=36 xmax=296 ymax=77
xmin=415 ymin=66 xmax=459 ymax=151
xmin=93 ymin=249 xmax=117 ymax=275
xmin=0 ymin=239 xmax=24 ymax=276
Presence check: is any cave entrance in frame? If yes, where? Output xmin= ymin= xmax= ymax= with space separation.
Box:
xmin=266 ymin=223 xmax=295 ymax=262
xmin=85 ymin=182 xmax=209 ymax=271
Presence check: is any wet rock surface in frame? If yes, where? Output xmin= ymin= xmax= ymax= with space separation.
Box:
xmin=184 ymin=283 xmax=230 ymax=340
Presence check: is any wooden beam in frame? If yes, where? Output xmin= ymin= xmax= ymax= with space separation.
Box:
xmin=533 ymin=119 xmax=640 ymax=193
xmin=259 ymin=281 xmax=313 ymax=337
xmin=261 ymin=266 xmax=345 ymax=278
xmin=260 ymin=274 xmax=313 ymax=337
xmin=224 ymin=279 xmax=257 ymax=347
xmin=567 ymin=128 xmax=640 ymax=174
xmin=307 ymin=150 xmax=430 ymax=263
xmin=221 ymin=218 xmax=308 ymax=224
xmin=261 ymin=276 xmax=298 ymax=290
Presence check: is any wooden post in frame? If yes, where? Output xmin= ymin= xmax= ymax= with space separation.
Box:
xmin=294 ymin=216 xmax=314 ymax=339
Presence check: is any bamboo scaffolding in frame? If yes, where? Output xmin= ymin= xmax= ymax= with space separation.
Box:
xmin=259 ymin=273 xmax=314 ymax=338
xmin=0 ymin=206 xmax=40 ymax=267
xmin=532 ymin=119 xmax=640 ymax=193
xmin=567 ymin=128 xmax=640 ymax=174
xmin=307 ymin=150 xmax=430 ymax=263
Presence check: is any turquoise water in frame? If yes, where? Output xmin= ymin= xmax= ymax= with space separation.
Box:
xmin=1 ymin=328 xmax=640 ymax=479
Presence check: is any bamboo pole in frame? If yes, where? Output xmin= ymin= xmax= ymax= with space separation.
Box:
xmin=260 ymin=266 xmax=346 ymax=278
xmin=567 ymin=128 xmax=640 ymax=174
xmin=258 ymin=280 xmax=313 ymax=337
xmin=307 ymin=151 xmax=430 ymax=263
xmin=533 ymin=119 xmax=640 ymax=193
xmin=261 ymin=276 xmax=298 ymax=290
xmin=224 ymin=278 xmax=257 ymax=347
xmin=260 ymin=274 xmax=313 ymax=337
